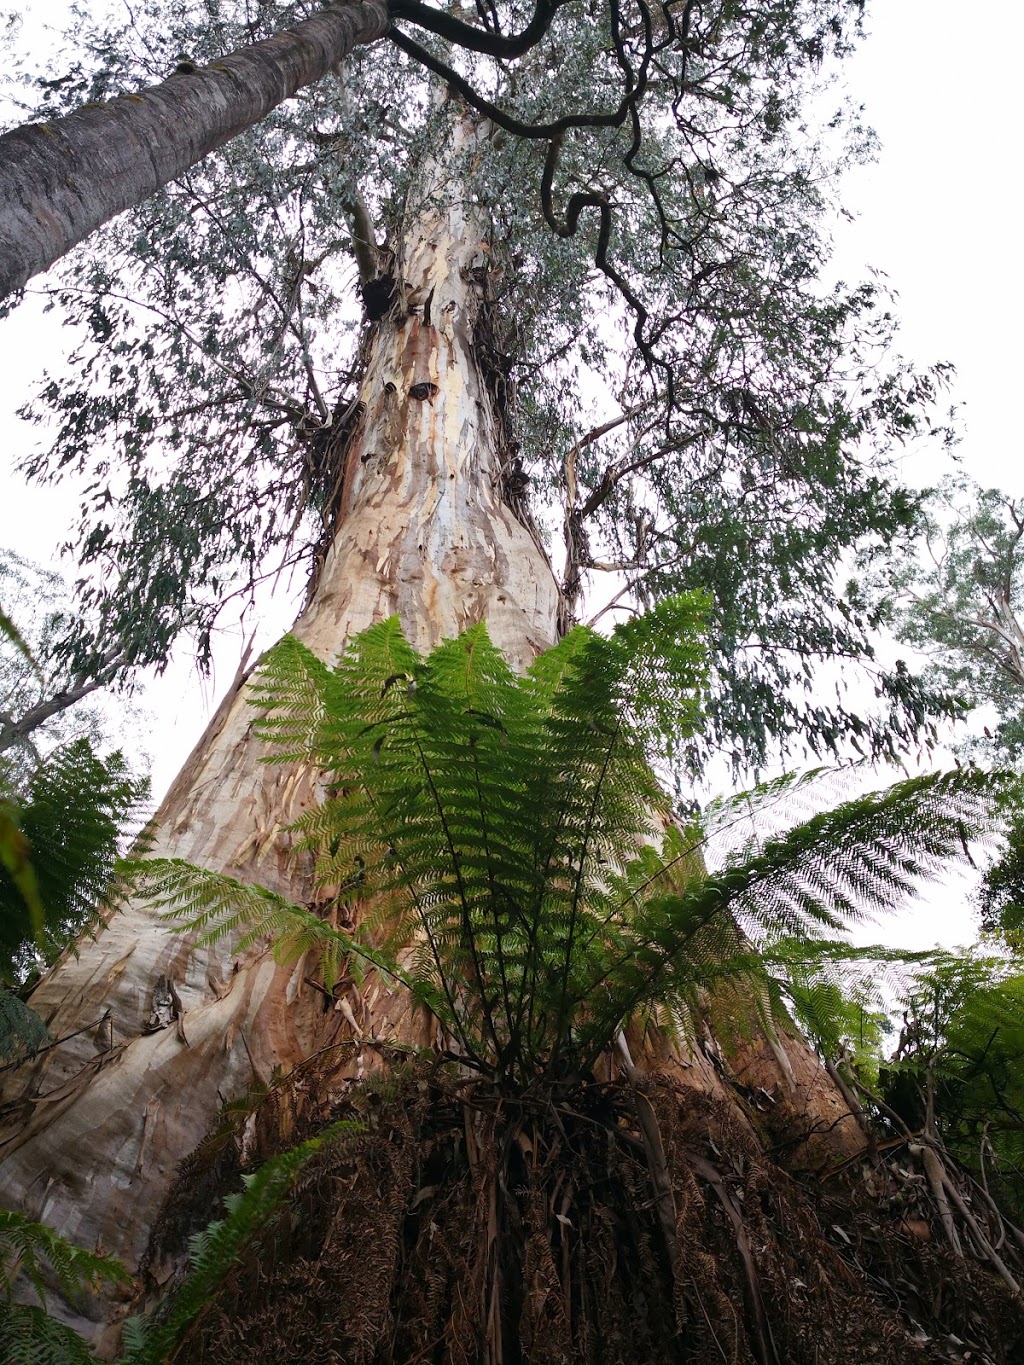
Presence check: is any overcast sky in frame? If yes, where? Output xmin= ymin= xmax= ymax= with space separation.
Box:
xmin=1 ymin=1 xmax=1021 ymax=951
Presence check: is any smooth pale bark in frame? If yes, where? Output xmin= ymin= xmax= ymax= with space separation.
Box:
xmin=0 ymin=0 xmax=390 ymax=300
xmin=0 ymin=111 xmax=563 ymax=1348
xmin=0 ymin=109 xmax=863 ymax=1351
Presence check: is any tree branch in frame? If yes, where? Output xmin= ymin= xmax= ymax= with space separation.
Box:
xmin=391 ymin=0 xmax=569 ymax=58
xmin=0 ymin=654 xmax=127 ymax=754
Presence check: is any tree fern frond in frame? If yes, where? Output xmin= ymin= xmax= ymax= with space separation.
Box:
xmin=882 ymin=949 xmax=1024 ymax=1186
xmin=575 ymin=768 xmax=1006 ymax=1064
xmin=248 ymin=633 xmax=331 ymax=763
xmin=119 ymin=1119 xmax=362 ymax=1365
xmin=704 ymin=767 xmax=847 ymax=861
xmin=0 ymin=1303 xmax=99 ymax=1364
xmin=129 ymin=858 xmax=415 ymax=997
xmin=0 ymin=1210 xmax=127 ymax=1361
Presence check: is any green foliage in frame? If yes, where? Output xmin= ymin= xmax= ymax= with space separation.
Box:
xmin=977 ymin=777 xmax=1024 ymax=944
xmin=756 ymin=934 xmax=904 ymax=1080
xmin=0 ymin=1210 xmax=129 ymax=1310
xmin=861 ymin=475 xmax=1024 ymax=763
xmin=130 ymin=857 xmax=415 ymax=1002
xmin=0 ymin=740 xmax=149 ymax=983
xmin=143 ymin=615 xmax=1002 ymax=1090
xmin=0 ymin=983 xmax=49 ymax=1064
xmin=0 ymin=797 xmax=45 ymax=962
xmin=0 ymin=1208 xmax=129 ymax=1364
xmin=2 ymin=0 xmax=956 ymax=770
xmin=0 ymin=586 xmax=149 ymax=1058
xmin=0 ymin=1306 xmax=99 ymax=1365
xmin=119 ymin=1118 xmax=361 ymax=1365
xmin=879 ymin=951 xmax=1024 ymax=1208
xmin=860 ymin=476 xmax=1024 ymax=944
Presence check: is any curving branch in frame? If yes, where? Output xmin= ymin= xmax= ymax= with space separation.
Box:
xmin=0 ymin=650 xmax=127 ymax=755
xmin=2 ymin=0 xmax=696 ymax=399
xmin=392 ymin=0 xmax=695 ymax=384
xmin=388 ymin=27 xmax=643 ymax=140
xmin=389 ymin=0 xmax=571 ymax=58
xmin=540 ymin=132 xmax=659 ymax=378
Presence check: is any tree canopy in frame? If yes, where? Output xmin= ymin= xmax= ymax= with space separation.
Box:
xmin=864 ymin=476 xmax=1024 ymax=763
xmin=2 ymin=0 xmax=957 ymax=773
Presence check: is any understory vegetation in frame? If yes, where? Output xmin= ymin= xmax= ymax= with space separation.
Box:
xmin=3 ymin=0 xmax=1024 ymax=1361
xmin=7 ymin=612 xmax=1007 ymax=1363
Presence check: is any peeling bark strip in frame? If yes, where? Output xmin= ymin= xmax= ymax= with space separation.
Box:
xmin=0 ymin=0 xmax=390 ymax=300
xmin=0 ymin=109 xmax=562 ymax=1350
xmin=0 ymin=104 xmax=866 ymax=1353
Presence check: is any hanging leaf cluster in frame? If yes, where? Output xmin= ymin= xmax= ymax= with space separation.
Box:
xmin=856 ymin=475 xmax=1024 ymax=765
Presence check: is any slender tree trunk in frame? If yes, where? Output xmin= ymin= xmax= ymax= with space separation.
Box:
xmin=0 ymin=106 xmax=861 ymax=1352
xmin=0 ymin=0 xmax=390 ymax=301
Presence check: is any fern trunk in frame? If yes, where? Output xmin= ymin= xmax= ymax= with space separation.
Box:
xmin=0 ymin=106 xmax=860 ymax=1354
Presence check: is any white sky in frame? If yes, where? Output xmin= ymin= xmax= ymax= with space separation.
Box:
xmin=1 ymin=0 xmax=1021 ymax=953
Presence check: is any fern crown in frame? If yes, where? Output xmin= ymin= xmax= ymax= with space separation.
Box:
xmin=142 ymin=601 xmax=1006 ymax=1090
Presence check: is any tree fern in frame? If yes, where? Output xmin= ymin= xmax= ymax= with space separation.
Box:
xmin=119 ymin=1118 xmax=362 ymax=1365
xmin=0 ymin=1209 xmax=129 ymax=1365
xmin=755 ymin=936 xmax=914 ymax=1072
xmin=881 ymin=951 xmax=1024 ymax=1177
xmin=0 ymin=740 xmax=149 ymax=982
xmin=141 ymin=608 xmax=1006 ymax=1089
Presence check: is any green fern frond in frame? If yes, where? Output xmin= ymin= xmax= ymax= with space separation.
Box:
xmin=0 ymin=1209 xmax=129 ymax=1309
xmin=131 ymin=858 xmax=415 ymax=999
xmin=0 ymin=1303 xmax=99 ymax=1364
xmin=0 ymin=1209 xmax=127 ymax=1365
xmin=881 ymin=949 xmax=1024 ymax=1186
xmin=0 ymin=985 xmax=50 ymax=1064
xmin=247 ymin=634 xmax=331 ymax=763
xmin=573 ymin=768 xmax=1006 ymax=1063
xmin=757 ymin=936 xmax=922 ymax=1063
xmin=119 ymin=1119 xmax=362 ymax=1365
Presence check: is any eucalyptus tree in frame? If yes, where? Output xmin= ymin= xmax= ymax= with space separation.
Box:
xmin=4 ymin=0 xmax=952 ymax=767
xmin=864 ymin=476 xmax=1024 ymax=763
xmin=862 ymin=475 xmax=1024 ymax=944
xmin=0 ymin=0 xmax=963 ymax=1350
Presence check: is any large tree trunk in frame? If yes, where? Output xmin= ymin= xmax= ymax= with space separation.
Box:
xmin=0 ymin=0 xmax=390 ymax=300
xmin=0 ymin=107 xmax=860 ymax=1351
